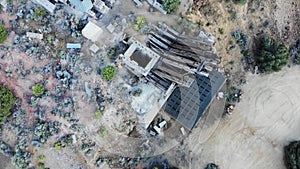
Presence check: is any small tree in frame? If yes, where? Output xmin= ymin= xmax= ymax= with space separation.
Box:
xmin=162 ymin=0 xmax=180 ymax=14
xmin=0 ymin=86 xmax=16 ymax=125
xmin=134 ymin=16 xmax=147 ymax=31
xmin=102 ymin=66 xmax=115 ymax=81
xmin=32 ymin=84 xmax=45 ymax=97
xmin=0 ymin=23 xmax=7 ymax=44
xmin=255 ymin=36 xmax=289 ymax=73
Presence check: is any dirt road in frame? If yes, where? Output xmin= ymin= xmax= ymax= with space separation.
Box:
xmin=187 ymin=66 xmax=300 ymax=169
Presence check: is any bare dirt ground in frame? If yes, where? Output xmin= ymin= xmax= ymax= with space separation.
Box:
xmin=186 ymin=66 xmax=300 ymax=169
xmin=274 ymin=0 xmax=300 ymax=42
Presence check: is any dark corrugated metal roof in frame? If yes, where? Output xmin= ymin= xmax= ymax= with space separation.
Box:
xmin=164 ymin=70 xmax=226 ymax=129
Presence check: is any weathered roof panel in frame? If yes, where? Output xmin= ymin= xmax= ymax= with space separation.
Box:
xmin=164 ymin=70 xmax=226 ymax=129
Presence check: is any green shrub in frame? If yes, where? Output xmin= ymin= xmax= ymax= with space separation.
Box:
xmin=94 ymin=109 xmax=103 ymax=119
xmin=107 ymin=47 xmax=117 ymax=58
xmin=38 ymin=162 xmax=45 ymax=169
xmin=39 ymin=155 xmax=45 ymax=162
xmin=0 ymin=23 xmax=7 ymax=44
xmin=233 ymin=0 xmax=247 ymax=5
xmin=218 ymin=28 xmax=224 ymax=35
xmin=54 ymin=142 xmax=62 ymax=150
xmin=163 ymin=0 xmax=180 ymax=14
xmin=102 ymin=66 xmax=115 ymax=81
xmin=294 ymin=56 xmax=300 ymax=64
xmin=134 ymin=16 xmax=147 ymax=31
xmin=32 ymin=84 xmax=45 ymax=97
xmin=284 ymin=141 xmax=300 ymax=169
xmin=34 ymin=7 xmax=46 ymax=19
xmin=0 ymin=86 xmax=16 ymax=125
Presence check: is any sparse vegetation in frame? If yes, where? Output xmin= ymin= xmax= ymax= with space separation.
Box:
xmin=54 ymin=142 xmax=62 ymax=150
xmin=131 ymin=88 xmax=142 ymax=97
xmin=284 ymin=141 xmax=300 ymax=169
xmin=292 ymin=41 xmax=300 ymax=64
xmin=53 ymin=134 xmax=73 ymax=149
xmin=38 ymin=162 xmax=45 ymax=169
xmin=34 ymin=7 xmax=47 ymax=19
xmin=228 ymin=7 xmax=237 ymax=21
xmin=255 ymin=36 xmax=289 ymax=73
xmin=32 ymin=84 xmax=45 ymax=97
xmin=32 ymin=120 xmax=60 ymax=147
xmin=162 ymin=0 xmax=180 ymax=14
xmin=204 ymin=163 xmax=220 ymax=169
xmin=98 ymin=126 xmax=109 ymax=138
xmin=218 ymin=28 xmax=224 ymax=35
xmin=12 ymin=150 xmax=31 ymax=169
xmin=294 ymin=55 xmax=300 ymax=64
xmin=102 ymin=66 xmax=115 ymax=81
xmin=226 ymin=86 xmax=242 ymax=103
xmin=232 ymin=30 xmax=249 ymax=55
xmin=107 ymin=46 xmax=117 ymax=59
xmin=39 ymin=155 xmax=46 ymax=162
xmin=233 ymin=0 xmax=247 ymax=5
xmin=94 ymin=109 xmax=103 ymax=119
xmin=199 ymin=3 xmax=216 ymax=16
xmin=0 ymin=85 xmax=16 ymax=125
xmin=0 ymin=23 xmax=8 ymax=44
xmin=134 ymin=16 xmax=147 ymax=31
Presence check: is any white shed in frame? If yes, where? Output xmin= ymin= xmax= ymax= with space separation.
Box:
xmin=82 ymin=21 xmax=103 ymax=42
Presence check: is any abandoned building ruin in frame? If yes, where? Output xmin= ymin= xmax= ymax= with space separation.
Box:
xmin=122 ymin=23 xmax=226 ymax=130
